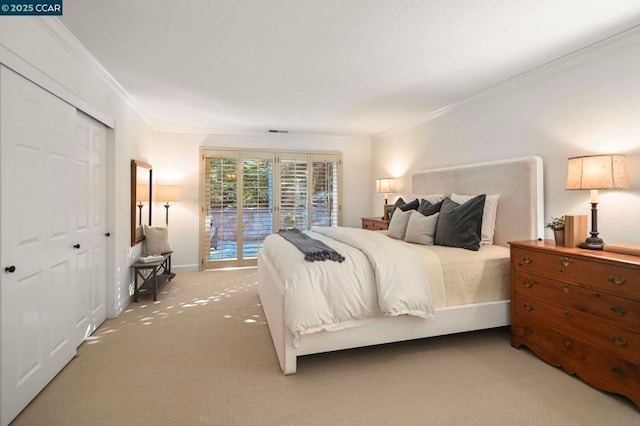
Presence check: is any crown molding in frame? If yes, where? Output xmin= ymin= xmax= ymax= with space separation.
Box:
xmin=373 ymin=23 xmax=640 ymax=141
xmin=35 ymin=17 xmax=157 ymax=129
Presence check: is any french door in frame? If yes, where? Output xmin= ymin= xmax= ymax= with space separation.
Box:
xmin=200 ymin=149 xmax=341 ymax=269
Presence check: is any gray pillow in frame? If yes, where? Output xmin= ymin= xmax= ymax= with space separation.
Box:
xmin=405 ymin=211 xmax=439 ymax=245
xmin=434 ymin=195 xmax=485 ymax=251
xmin=387 ymin=208 xmax=412 ymax=239
xmin=417 ymin=199 xmax=443 ymax=216
xmin=143 ymin=225 xmax=173 ymax=255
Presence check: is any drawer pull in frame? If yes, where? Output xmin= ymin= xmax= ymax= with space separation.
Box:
xmin=610 ymin=304 xmax=627 ymax=316
xmin=612 ymin=366 xmax=627 ymax=378
xmin=610 ymin=336 xmax=627 ymax=347
xmin=560 ymin=257 xmax=573 ymax=267
xmin=563 ymin=310 xmax=574 ymax=319
xmin=524 ymin=327 xmax=533 ymax=336
xmin=523 ymin=279 xmax=534 ymax=288
xmin=524 ymin=302 xmax=534 ymax=312
xmin=608 ymin=275 xmax=626 ymax=286
xmin=561 ymin=283 xmax=571 ymax=293
xmin=522 ymin=256 xmax=533 ymax=265
xmin=562 ymin=336 xmax=572 ymax=347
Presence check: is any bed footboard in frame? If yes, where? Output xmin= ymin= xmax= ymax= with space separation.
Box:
xmin=257 ymin=250 xmax=297 ymax=374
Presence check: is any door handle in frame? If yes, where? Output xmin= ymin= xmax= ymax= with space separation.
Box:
xmin=4 ymin=265 xmax=16 ymax=273
xmin=73 ymin=244 xmax=81 ymax=249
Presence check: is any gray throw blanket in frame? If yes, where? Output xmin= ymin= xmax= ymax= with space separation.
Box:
xmin=277 ymin=228 xmax=345 ymax=262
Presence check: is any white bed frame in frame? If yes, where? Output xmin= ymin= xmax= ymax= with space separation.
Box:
xmin=258 ymin=156 xmax=544 ymax=374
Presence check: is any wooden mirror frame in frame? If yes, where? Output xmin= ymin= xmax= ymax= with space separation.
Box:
xmin=131 ymin=160 xmax=152 ymax=246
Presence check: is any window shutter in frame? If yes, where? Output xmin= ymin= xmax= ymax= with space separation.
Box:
xmin=202 ymin=152 xmax=239 ymax=265
xmin=279 ymin=154 xmax=309 ymax=230
xmin=241 ymin=154 xmax=274 ymax=258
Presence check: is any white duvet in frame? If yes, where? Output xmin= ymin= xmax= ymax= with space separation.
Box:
xmin=262 ymin=226 xmax=435 ymax=343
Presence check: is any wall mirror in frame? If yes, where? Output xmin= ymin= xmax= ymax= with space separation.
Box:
xmin=131 ymin=160 xmax=152 ymax=246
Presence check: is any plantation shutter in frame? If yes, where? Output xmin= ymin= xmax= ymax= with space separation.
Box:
xmin=311 ymin=154 xmax=340 ymax=227
xmin=278 ymin=153 xmax=309 ymax=230
xmin=202 ymin=150 xmax=240 ymax=269
xmin=241 ymin=152 xmax=275 ymax=259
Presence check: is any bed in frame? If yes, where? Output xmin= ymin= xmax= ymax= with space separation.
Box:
xmin=258 ymin=156 xmax=544 ymax=374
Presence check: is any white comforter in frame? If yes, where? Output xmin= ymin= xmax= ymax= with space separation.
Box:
xmin=262 ymin=226 xmax=435 ymax=343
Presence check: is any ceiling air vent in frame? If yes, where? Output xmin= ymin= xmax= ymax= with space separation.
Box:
xmin=267 ymin=129 xmax=289 ymax=134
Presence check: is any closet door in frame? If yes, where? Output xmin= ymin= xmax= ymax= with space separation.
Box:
xmin=71 ymin=112 xmax=107 ymax=347
xmin=0 ymin=67 xmax=109 ymax=425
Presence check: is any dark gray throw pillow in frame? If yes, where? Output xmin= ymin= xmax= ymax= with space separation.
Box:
xmin=417 ymin=199 xmax=443 ymax=217
xmin=390 ymin=197 xmax=419 ymax=218
xmin=434 ymin=195 xmax=486 ymax=251
xmin=399 ymin=198 xmax=419 ymax=211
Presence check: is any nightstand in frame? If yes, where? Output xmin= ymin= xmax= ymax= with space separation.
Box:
xmin=510 ymin=240 xmax=640 ymax=409
xmin=361 ymin=217 xmax=389 ymax=231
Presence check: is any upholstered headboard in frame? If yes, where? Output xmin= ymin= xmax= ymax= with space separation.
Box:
xmin=411 ymin=156 xmax=544 ymax=247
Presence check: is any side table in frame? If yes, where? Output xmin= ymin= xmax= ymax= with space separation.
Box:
xmin=132 ymin=252 xmax=176 ymax=302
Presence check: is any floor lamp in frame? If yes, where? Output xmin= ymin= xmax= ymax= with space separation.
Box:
xmin=565 ymin=154 xmax=630 ymax=250
xmin=155 ymin=184 xmax=179 ymax=225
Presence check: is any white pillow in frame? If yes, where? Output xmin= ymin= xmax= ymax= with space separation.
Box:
xmin=404 ymin=211 xmax=439 ymax=245
xmin=387 ymin=208 xmax=412 ymax=240
xmin=451 ymin=193 xmax=500 ymax=245
xmin=143 ymin=225 xmax=173 ymax=255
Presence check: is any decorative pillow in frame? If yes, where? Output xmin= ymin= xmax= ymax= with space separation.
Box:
xmin=451 ymin=193 xmax=500 ymax=245
xmin=405 ymin=211 xmax=439 ymax=245
xmin=387 ymin=208 xmax=412 ymax=240
xmin=390 ymin=197 xmax=419 ymax=219
xmin=143 ymin=225 xmax=173 ymax=255
xmin=417 ymin=199 xmax=444 ymax=217
xmin=406 ymin=194 xmax=446 ymax=204
xmin=397 ymin=198 xmax=419 ymax=212
xmin=434 ymin=195 xmax=486 ymax=251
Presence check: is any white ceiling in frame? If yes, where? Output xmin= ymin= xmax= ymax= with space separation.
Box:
xmin=60 ymin=0 xmax=640 ymax=137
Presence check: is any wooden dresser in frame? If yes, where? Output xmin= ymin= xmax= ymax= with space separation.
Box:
xmin=361 ymin=217 xmax=389 ymax=231
xmin=510 ymin=240 xmax=640 ymax=409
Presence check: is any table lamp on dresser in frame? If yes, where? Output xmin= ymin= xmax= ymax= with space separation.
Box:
xmin=565 ymin=154 xmax=630 ymax=250
xmin=376 ymin=177 xmax=396 ymax=205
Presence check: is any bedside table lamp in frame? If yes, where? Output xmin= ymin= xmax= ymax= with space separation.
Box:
xmin=375 ymin=178 xmax=396 ymax=205
xmin=565 ymin=154 xmax=630 ymax=250
xmin=155 ymin=184 xmax=179 ymax=225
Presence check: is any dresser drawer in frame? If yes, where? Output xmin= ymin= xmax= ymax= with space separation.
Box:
xmin=512 ymin=317 xmax=640 ymax=402
xmin=514 ymin=293 xmax=640 ymax=363
xmin=512 ymin=247 xmax=640 ymax=300
xmin=513 ymin=270 xmax=640 ymax=333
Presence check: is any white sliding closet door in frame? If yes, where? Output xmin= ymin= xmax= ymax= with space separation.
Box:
xmin=0 ymin=67 xmax=108 ymax=425
xmin=71 ymin=111 xmax=108 ymax=348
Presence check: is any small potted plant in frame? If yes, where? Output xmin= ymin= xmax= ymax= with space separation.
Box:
xmin=546 ymin=216 xmax=566 ymax=246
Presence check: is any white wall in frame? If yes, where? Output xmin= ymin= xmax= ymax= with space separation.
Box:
xmin=0 ymin=18 xmax=158 ymax=317
xmin=148 ymin=132 xmax=372 ymax=270
xmin=372 ymin=31 xmax=640 ymax=244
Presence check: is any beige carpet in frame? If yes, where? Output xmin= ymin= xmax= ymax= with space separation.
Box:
xmin=12 ymin=269 xmax=638 ymax=425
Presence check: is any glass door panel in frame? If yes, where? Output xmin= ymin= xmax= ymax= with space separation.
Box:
xmin=203 ymin=154 xmax=239 ymax=268
xmin=279 ymin=156 xmax=308 ymax=230
xmin=241 ymin=154 xmax=274 ymax=259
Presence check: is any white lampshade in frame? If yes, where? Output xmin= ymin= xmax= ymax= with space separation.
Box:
xmin=566 ymin=154 xmax=630 ymax=190
xmin=136 ymin=184 xmax=150 ymax=202
xmin=155 ymin=184 xmax=179 ymax=202
xmin=375 ymin=178 xmax=396 ymax=194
